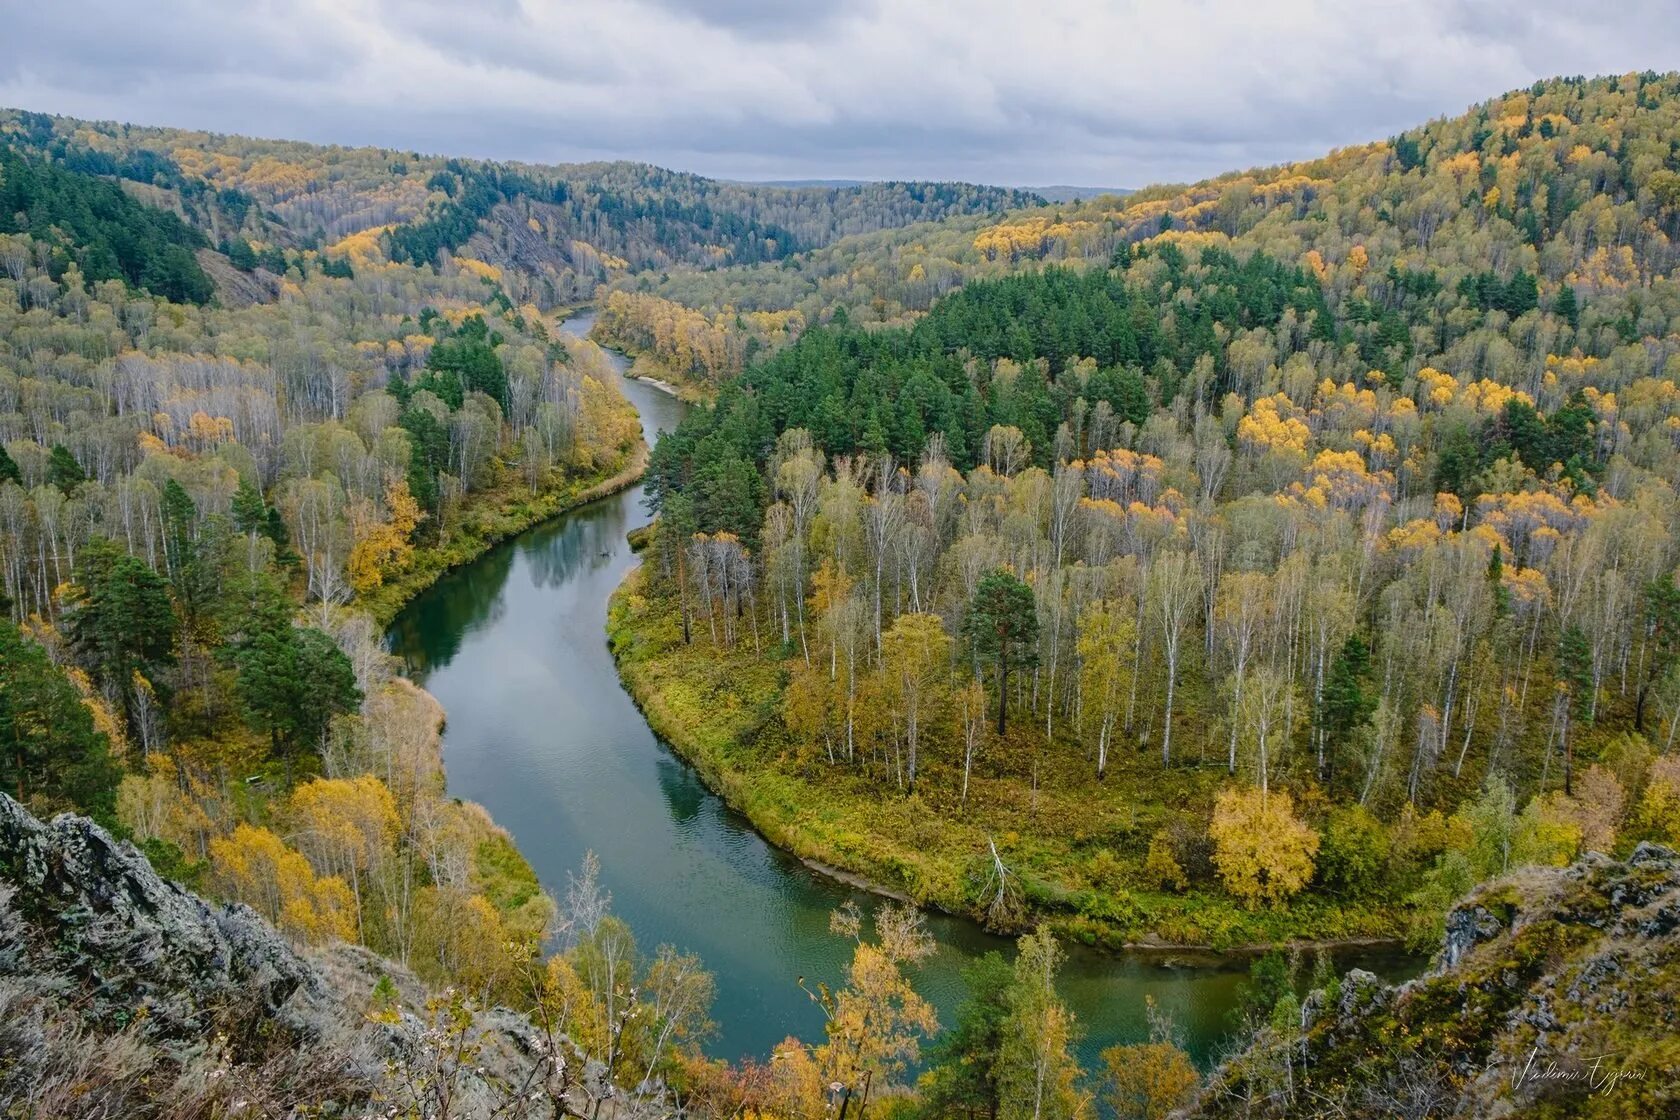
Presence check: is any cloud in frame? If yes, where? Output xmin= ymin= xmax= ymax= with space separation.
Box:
xmin=2 ymin=0 xmax=1677 ymax=187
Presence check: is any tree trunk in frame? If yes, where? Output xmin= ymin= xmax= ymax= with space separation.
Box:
xmin=996 ymin=657 xmax=1009 ymax=737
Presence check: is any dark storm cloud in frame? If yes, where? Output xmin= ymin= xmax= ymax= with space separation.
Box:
xmin=3 ymin=0 xmax=1678 ymax=187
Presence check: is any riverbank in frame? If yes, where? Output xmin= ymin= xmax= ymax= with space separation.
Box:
xmin=358 ymin=439 xmax=647 ymax=626
xmin=623 ymin=351 xmax=713 ymax=403
xmin=590 ymin=333 xmax=715 ymax=404
xmin=626 ymin=364 xmax=685 ymax=399
xmin=607 ymin=566 xmax=1410 ymax=953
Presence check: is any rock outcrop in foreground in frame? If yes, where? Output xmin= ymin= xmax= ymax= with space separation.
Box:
xmin=0 ymin=794 xmax=576 ymax=1119
xmin=7 ymin=790 xmax=1678 ymax=1120
xmin=1180 ymin=844 xmax=1680 ymax=1119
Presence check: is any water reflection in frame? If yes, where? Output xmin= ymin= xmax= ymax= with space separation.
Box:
xmin=388 ymin=542 xmax=516 ymax=675
xmin=655 ymin=754 xmax=707 ymax=825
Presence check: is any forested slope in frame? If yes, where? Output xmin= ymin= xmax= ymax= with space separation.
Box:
xmin=597 ymin=71 xmax=1680 ymax=382
xmin=0 ymin=103 xmax=654 ymax=1029
xmin=2 ymin=107 xmax=1043 ymax=309
xmin=612 ymin=72 xmax=1680 ymax=947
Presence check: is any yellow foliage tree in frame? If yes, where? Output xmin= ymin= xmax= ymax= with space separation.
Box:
xmin=1635 ymin=755 xmax=1680 ymax=844
xmin=208 ymin=823 xmax=355 ymax=944
xmin=288 ymin=774 xmax=400 ymax=941
xmin=1078 ymin=599 xmax=1136 ymax=779
xmin=1536 ymin=764 xmax=1625 ymax=854
xmin=1143 ymin=829 xmax=1188 ymax=892
xmin=348 ymin=475 xmax=422 ymax=594
xmin=115 ymin=756 xmax=213 ymax=855
xmin=878 ymin=611 xmax=951 ymax=793
xmin=818 ymin=903 xmax=938 ymax=1090
xmin=1208 ymin=787 xmax=1319 ymax=908
xmin=1101 ymin=995 xmax=1199 ymax=1120
xmin=412 ymin=884 xmax=522 ymax=1000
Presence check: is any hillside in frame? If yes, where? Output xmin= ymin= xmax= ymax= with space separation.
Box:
xmin=594 ymin=71 xmax=1680 ymax=381
xmin=0 ymin=93 xmax=658 ymax=1067
xmin=607 ymin=71 xmax=1680 ymax=948
xmin=1 ymin=108 xmax=1044 ymax=308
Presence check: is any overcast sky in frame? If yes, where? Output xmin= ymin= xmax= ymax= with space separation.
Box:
xmin=4 ymin=1 xmax=1679 ymax=189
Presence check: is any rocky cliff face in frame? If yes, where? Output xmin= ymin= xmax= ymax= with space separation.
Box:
xmin=0 ymin=794 xmax=576 ymax=1119
xmin=1179 ymin=844 xmax=1680 ymax=1119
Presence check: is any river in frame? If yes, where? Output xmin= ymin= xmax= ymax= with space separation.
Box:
xmin=386 ymin=311 xmax=1416 ymax=1071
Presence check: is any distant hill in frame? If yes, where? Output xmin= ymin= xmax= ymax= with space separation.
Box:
xmin=749 ymin=178 xmax=871 ymax=188
xmin=748 ymin=178 xmax=1131 ymax=204
xmin=611 ymin=70 xmax=1680 ymax=341
xmin=1027 ymin=184 xmax=1134 ymax=202
xmin=0 ymin=108 xmax=1043 ymax=307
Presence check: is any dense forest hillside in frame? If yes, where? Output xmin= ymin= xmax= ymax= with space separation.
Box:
xmin=0 ymin=99 xmax=656 ymax=1033
xmin=596 ymin=70 xmax=1680 ymax=384
xmin=612 ymin=72 xmax=1680 ymax=950
xmin=1 ymin=108 xmax=1043 ymax=308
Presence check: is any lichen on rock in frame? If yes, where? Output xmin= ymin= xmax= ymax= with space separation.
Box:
xmin=0 ymin=793 xmax=590 ymax=1119
xmin=1179 ymin=845 xmax=1680 ymax=1119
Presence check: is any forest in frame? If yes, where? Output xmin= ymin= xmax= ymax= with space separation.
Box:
xmin=613 ymin=73 xmax=1680 ymax=953
xmin=4 ymin=72 xmax=1680 ymax=1120
xmin=0 ymin=108 xmax=663 ymax=1016
xmin=0 ymin=107 xmax=1040 ymax=310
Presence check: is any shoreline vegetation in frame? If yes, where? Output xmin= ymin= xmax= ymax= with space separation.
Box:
xmin=358 ymin=433 xmax=647 ymax=626
xmin=608 ymin=565 xmax=1409 ymax=952
xmin=358 ymin=309 xmax=648 ymax=624
xmin=794 ymin=850 xmax=1406 ymax=960
xmin=338 ymin=322 xmax=652 ymax=934
xmin=620 ymin=347 xmax=714 ymax=403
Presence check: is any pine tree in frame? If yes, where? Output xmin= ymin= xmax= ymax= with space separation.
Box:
xmin=1552 ymin=284 xmax=1580 ymax=330
xmin=1558 ymin=624 xmax=1594 ymax=796
xmin=923 ymin=952 xmax=1015 ymax=1120
xmin=1321 ymin=633 xmax=1373 ymax=792
xmin=1638 ymin=573 xmax=1680 ymax=732
xmin=161 ymin=479 xmax=197 ymax=576
xmin=226 ymin=577 xmax=360 ymax=785
xmin=64 ymin=539 xmax=177 ymax=729
xmin=1486 ymin=543 xmax=1511 ymax=617
xmin=963 ymin=569 xmax=1038 ymax=737
xmin=0 ymin=621 xmax=120 ymax=816
xmin=231 ymin=479 xmax=268 ymax=537
xmin=47 ymin=444 xmax=85 ymax=493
